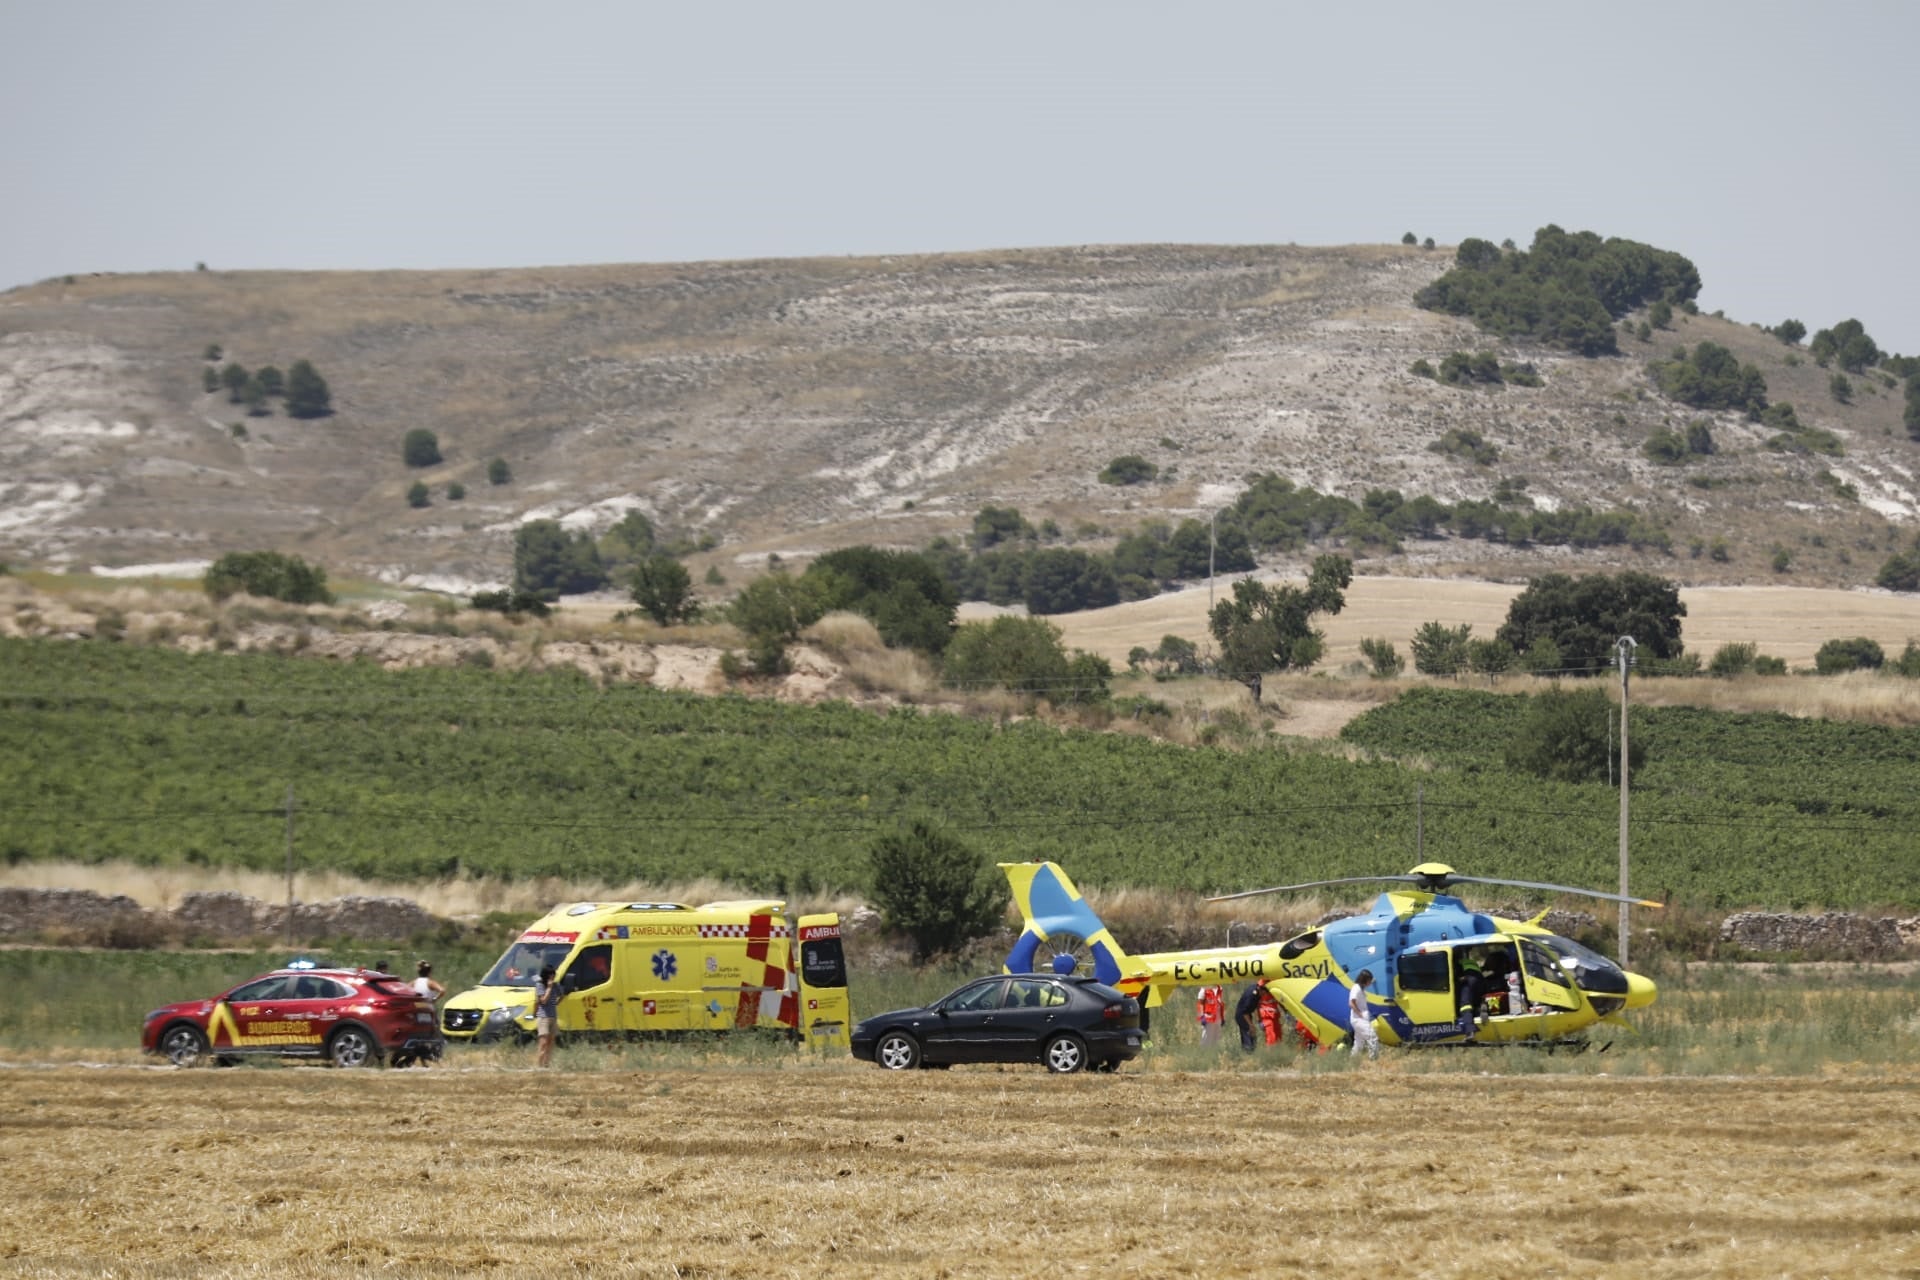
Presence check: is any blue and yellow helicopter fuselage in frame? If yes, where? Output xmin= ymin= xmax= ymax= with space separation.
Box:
xmin=1001 ymin=861 xmax=1657 ymax=1049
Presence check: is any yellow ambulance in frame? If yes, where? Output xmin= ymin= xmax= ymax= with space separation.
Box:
xmin=440 ymin=899 xmax=851 ymax=1049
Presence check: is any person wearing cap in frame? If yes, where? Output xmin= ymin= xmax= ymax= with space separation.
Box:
xmin=1348 ymin=969 xmax=1380 ymax=1060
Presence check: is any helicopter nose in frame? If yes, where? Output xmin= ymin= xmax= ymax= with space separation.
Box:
xmin=1623 ymin=970 xmax=1658 ymax=1009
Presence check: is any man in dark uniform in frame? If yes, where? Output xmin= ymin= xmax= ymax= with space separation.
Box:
xmin=1234 ymin=982 xmax=1264 ymax=1052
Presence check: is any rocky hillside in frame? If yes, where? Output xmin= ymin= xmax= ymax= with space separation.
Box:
xmin=2 ymin=243 xmax=1914 ymax=591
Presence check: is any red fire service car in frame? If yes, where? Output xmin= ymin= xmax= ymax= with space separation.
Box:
xmin=143 ymin=966 xmax=443 ymax=1068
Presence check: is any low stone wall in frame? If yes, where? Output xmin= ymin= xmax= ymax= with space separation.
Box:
xmin=1719 ymin=912 xmax=1907 ymax=958
xmin=1 ymin=887 xmax=443 ymax=945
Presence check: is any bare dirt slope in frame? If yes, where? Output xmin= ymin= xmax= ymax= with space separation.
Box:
xmin=4 ymin=243 xmax=1915 ymax=592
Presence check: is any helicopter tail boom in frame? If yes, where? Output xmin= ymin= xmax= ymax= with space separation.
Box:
xmin=999 ymin=862 xmax=1152 ymax=1000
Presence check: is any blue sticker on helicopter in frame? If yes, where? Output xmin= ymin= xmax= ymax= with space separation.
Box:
xmin=651 ymin=949 xmax=678 ymax=981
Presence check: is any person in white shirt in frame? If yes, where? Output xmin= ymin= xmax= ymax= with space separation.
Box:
xmin=1348 ymin=968 xmax=1380 ymax=1060
xmin=412 ymin=960 xmax=446 ymax=1002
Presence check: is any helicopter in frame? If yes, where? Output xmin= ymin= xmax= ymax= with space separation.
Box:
xmin=999 ymin=860 xmax=1660 ymax=1049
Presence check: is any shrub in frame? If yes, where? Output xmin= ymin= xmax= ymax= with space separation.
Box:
xmin=220 ymin=362 xmax=250 ymax=402
xmin=470 ymin=589 xmax=551 ymax=618
xmin=254 ymin=365 xmax=284 ymax=397
xmin=447 ymin=482 xmax=466 ymax=501
xmin=487 ymin=457 xmax=512 ymax=486
xmin=1098 ymin=455 xmax=1159 ymax=486
xmin=202 ymin=343 xmax=223 ymax=361
xmin=1771 ymin=319 xmax=1806 ymax=345
xmin=283 ymin=359 xmax=332 ymax=418
xmin=867 ymin=821 xmax=1004 ymax=964
xmin=1876 ymin=551 xmax=1920 ymax=592
xmin=728 ymin=569 xmax=827 ymax=674
xmin=1505 ymin=685 xmax=1641 ymax=783
xmin=1411 ymin=621 xmax=1472 ymax=676
xmin=1830 ymin=372 xmax=1853 ymax=404
xmin=1752 ymin=655 xmax=1787 ymax=675
xmin=1771 ymin=548 xmax=1791 ymax=573
xmin=1652 ymin=342 xmax=1768 ymax=416
xmin=1467 ymin=637 xmax=1516 ymax=674
xmin=1707 ymin=642 xmax=1757 ymax=677
xmin=1359 ymin=636 xmax=1404 ymax=678
xmin=943 ymin=614 xmax=1073 ymax=697
xmin=1410 ymin=358 xmax=1436 ymax=379
xmin=203 ymin=551 xmax=333 ymax=604
xmin=630 ymin=553 xmax=696 ymax=626
xmin=804 ymin=546 xmax=958 ymax=653
xmin=1814 ymin=637 xmax=1885 ymax=674
xmin=1402 ymin=232 xmax=1417 ymax=245
xmin=407 ymin=481 xmax=430 ymax=508
xmin=1428 ymin=428 xmax=1499 ymax=465
xmin=512 ymin=519 xmax=608 ymax=597
xmin=403 ymin=429 xmax=443 ymax=468
xmin=1892 ymin=641 xmax=1920 ymax=679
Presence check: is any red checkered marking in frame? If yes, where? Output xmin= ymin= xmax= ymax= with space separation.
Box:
xmin=697 ymin=923 xmax=791 ymax=939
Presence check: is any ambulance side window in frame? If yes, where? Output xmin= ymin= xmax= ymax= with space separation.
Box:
xmin=801 ymin=938 xmax=847 ymax=989
xmin=566 ymin=945 xmax=613 ymax=993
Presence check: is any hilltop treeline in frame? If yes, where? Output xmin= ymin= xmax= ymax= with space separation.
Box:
xmin=1416 ymin=226 xmax=1701 ymax=356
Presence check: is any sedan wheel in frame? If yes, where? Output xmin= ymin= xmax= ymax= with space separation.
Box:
xmin=159 ymin=1024 xmax=208 ymax=1067
xmin=875 ymin=1031 xmax=921 ymax=1071
xmin=327 ymin=1026 xmax=378 ymax=1069
xmin=1044 ymin=1033 xmax=1088 ymax=1074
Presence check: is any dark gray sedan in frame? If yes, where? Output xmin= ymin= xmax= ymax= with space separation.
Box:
xmin=850 ymin=974 xmax=1143 ymax=1073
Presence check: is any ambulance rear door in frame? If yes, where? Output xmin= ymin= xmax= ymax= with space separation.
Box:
xmin=795 ymin=914 xmax=851 ymax=1049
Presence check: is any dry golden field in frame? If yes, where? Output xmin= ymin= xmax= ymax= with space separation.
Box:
xmin=1050 ymin=576 xmax=1920 ymax=673
xmin=4 ymin=1061 xmax=1918 ymax=1279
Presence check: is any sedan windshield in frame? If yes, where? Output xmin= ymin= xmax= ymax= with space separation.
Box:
xmin=481 ymin=942 xmax=573 ymax=986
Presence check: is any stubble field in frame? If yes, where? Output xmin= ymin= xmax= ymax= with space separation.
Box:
xmin=4 ymin=1060 xmax=1918 ymax=1278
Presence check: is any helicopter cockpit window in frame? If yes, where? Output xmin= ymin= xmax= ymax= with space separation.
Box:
xmin=1279 ymin=932 xmax=1320 ymax=961
xmin=1541 ymin=934 xmax=1629 ymax=995
xmin=1519 ymin=940 xmax=1571 ymax=989
xmin=1397 ymin=951 xmax=1451 ymax=993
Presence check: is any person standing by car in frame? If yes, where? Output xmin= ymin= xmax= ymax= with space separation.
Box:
xmin=413 ymin=960 xmax=446 ymax=1003
xmin=1234 ymin=982 xmax=1263 ymax=1052
xmin=1349 ymin=968 xmax=1380 ymax=1060
xmin=534 ymin=965 xmax=561 ymax=1068
xmin=1196 ymin=985 xmax=1224 ymax=1046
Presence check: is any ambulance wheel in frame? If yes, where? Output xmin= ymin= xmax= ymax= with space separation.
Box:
xmin=327 ymin=1026 xmax=378 ymax=1069
xmin=875 ymin=1031 xmax=921 ymax=1071
xmin=1044 ymin=1033 xmax=1088 ymax=1074
xmin=159 ymin=1024 xmax=208 ymax=1067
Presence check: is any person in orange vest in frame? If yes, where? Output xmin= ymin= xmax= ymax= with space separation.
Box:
xmin=1257 ymin=985 xmax=1283 ymax=1047
xmin=1196 ymin=985 xmax=1224 ymax=1046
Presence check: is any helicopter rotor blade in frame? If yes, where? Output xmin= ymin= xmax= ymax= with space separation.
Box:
xmin=1205 ymin=875 xmax=1419 ymax=903
xmin=1442 ymin=874 xmax=1663 ymax=909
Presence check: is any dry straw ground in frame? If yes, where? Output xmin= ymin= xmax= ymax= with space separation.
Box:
xmin=3 ymin=1064 xmax=1917 ymax=1278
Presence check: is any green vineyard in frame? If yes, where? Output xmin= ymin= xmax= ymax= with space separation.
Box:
xmin=4 ymin=639 xmax=1918 ymax=908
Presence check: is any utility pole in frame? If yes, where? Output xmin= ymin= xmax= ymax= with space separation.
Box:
xmin=284 ymin=784 xmax=296 ymax=950
xmin=1616 ymin=636 xmax=1636 ymax=967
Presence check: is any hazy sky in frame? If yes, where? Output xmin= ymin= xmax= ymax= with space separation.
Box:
xmin=5 ymin=2 xmax=1917 ymax=351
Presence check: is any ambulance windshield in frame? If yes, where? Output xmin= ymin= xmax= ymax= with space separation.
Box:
xmin=481 ymin=942 xmax=574 ymax=986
